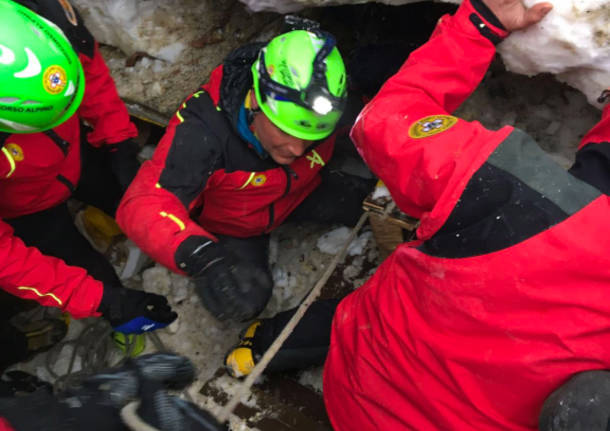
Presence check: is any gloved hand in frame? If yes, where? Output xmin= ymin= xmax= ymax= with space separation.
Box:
xmin=0 ymin=353 xmax=209 ymax=431
xmin=539 ymin=370 xmax=610 ymax=431
xmin=175 ymin=236 xmax=273 ymax=322
xmin=98 ymin=285 xmax=177 ymax=334
xmin=122 ymin=374 xmax=227 ymax=431
xmin=109 ymin=138 xmax=141 ymax=193
xmin=0 ymin=387 xmax=123 ymax=431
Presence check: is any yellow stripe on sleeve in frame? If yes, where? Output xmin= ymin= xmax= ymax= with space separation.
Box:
xmin=238 ymin=172 xmax=256 ymax=190
xmin=159 ymin=211 xmax=186 ymax=231
xmin=1 ymin=147 xmax=16 ymax=178
xmin=17 ymin=286 xmax=63 ymax=306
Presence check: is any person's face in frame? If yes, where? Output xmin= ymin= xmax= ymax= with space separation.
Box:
xmin=250 ymin=93 xmax=313 ymax=165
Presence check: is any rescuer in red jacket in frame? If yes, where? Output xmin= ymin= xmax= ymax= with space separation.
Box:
xmin=225 ymin=1 xmax=610 ymax=430
xmin=117 ymin=24 xmax=373 ymax=322
xmin=0 ymin=0 xmax=176 ymax=370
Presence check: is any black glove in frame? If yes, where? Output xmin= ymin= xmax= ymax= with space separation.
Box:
xmin=0 ymin=354 xmax=198 ymax=431
xmin=98 ymin=285 xmax=177 ymax=334
xmin=123 ymin=375 xmax=227 ymax=431
xmin=175 ymin=236 xmax=273 ymax=322
xmin=539 ymin=370 xmax=610 ymax=431
xmin=109 ymin=138 xmax=141 ymax=193
xmin=0 ymin=387 xmax=124 ymax=431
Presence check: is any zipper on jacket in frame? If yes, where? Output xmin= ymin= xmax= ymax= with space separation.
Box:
xmin=280 ymin=166 xmax=297 ymax=198
xmin=265 ymin=204 xmax=275 ymax=231
xmin=266 ymin=167 xmax=298 ymax=232
xmin=56 ymin=174 xmax=75 ymax=193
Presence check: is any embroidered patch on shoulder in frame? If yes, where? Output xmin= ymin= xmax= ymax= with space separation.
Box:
xmin=5 ymin=143 xmax=24 ymax=161
xmin=408 ymin=115 xmax=458 ymax=139
xmin=306 ymin=149 xmax=325 ymax=168
xmin=252 ymin=173 xmax=267 ymax=187
xmin=57 ymin=0 xmax=78 ymax=26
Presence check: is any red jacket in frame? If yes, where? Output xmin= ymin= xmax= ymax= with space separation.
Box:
xmin=324 ymin=1 xmax=610 ymax=430
xmin=117 ymin=53 xmax=334 ymax=273
xmin=0 ymin=1 xmax=136 ymax=318
xmin=0 ymin=419 xmax=12 ymax=431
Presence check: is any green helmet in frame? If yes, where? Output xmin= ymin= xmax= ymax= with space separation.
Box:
xmin=0 ymin=0 xmax=85 ymax=134
xmin=252 ymin=29 xmax=347 ymax=141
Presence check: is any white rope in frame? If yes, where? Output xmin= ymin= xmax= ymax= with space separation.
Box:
xmin=120 ymin=401 xmax=162 ymax=431
xmin=217 ymin=211 xmax=369 ymax=423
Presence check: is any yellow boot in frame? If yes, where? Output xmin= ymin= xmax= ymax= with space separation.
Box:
xmin=224 ymin=321 xmax=261 ymax=378
xmin=75 ymin=206 xmax=123 ymax=253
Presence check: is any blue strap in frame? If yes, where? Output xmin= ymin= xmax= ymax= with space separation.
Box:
xmin=237 ymin=105 xmax=267 ymax=158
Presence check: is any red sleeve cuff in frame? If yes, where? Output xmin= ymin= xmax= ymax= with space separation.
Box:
xmin=456 ymin=0 xmax=510 ymax=44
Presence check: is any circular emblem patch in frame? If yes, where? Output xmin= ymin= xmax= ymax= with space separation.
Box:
xmin=43 ymin=66 xmax=67 ymax=95
xmin=252 ymin=174 xmax=267 ymax=187
xmin=5 ymin=143 xmax=24 ymax=161
xmin=408 ymin=115 xmax=458 ymax=139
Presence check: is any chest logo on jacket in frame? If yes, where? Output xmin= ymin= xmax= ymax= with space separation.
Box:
xmin=409 ymin=115 xmax=457 ymax=139
xmin=5 ymin=143 xmax=24 ymax=162
xmin=252 ymin=173 xmax=267 ymax=186
xmin=239 ymin=172 xmax=268 ymax=190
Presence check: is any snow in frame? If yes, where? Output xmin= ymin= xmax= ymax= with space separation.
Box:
xmin=371 ymin=183 xmax=390 ymax=200
xmin=72 ymin=0 xmax=280 ymax=116
xmin=239 ymin=0 xmax=460 ymax=13
xmin=315 ymin=226 xmax=374 ymax=257
xmin=499 ymin=0 xmax=610 ymax=107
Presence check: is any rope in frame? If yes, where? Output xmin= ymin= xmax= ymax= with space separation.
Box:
xmin=121 ymin=401 xmax=162 ymax=431
xmin=217 ymin=211 xmax=369 ymax=423
xmin=47 ymin=320 xmax=136 ymax=391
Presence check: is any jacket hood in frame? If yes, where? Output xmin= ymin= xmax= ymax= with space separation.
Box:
xmin=219 ymin=42 xmax=266 ymax=129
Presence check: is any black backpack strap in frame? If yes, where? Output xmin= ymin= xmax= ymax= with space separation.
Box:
xmin=0 ymin=132 xmax=9 ymax=149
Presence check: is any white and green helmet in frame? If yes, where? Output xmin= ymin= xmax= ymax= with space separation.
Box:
xmin=252 ymin=29 xmax=347 ymax=141
xmin=0 ymin=0 xmax=85 ymax=133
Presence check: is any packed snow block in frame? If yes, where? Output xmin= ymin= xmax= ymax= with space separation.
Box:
xmin=239 ymin=0 xmax=459 ymax=13
xmin=499 ymin=0 xmax=610 ymax=108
